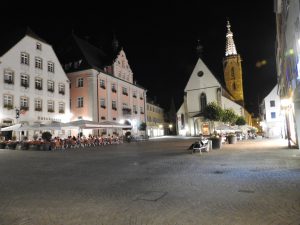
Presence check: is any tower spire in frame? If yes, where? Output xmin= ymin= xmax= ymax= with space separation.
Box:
xmin=225 ymin=20 xmax=237 ymax=56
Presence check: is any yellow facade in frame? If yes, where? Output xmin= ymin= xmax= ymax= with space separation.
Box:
xmin=223 ymin=55 xmax=244 ymax=105
xmin=146 ymin=102 xmax=165 ymax=137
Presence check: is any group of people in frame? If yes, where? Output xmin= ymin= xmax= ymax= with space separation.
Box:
xmin=51 ymin=134 xmax=123 ymax=150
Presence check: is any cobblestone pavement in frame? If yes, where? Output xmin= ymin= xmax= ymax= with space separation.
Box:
xmin=0 ymin=137 xmax=300 ymax=225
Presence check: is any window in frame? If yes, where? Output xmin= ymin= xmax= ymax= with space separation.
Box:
xmin=231 ymin=67 xmax=235 ymax=79
xmin=47 ymin=62 xmax=55 ymax=73
xmin=77 ymin=78 xmax=83 ymax=87
xmin=21 ymin=74 xmax=29 ymax=88
xmin=77 ymin=97 xmax=83 ymax=108
xmin=232 ymin=82 xmax=236 ymax=90
xmin=36 ymin=42 xmax=42 ymax=50
xmin=59 ymin=83 xmax=65 ymax=95
xmin=140 ymin=93 xmax=144 ymax=100
xmin=133 ymin=91 xmax=137 ymax=98
xmin=100 ymin=79 xmax=105 ymax=89
xmin=112 ymin=83 xmax=117 ymax=93
xmin=35 ymin=78 xmax=43 ymax=90
xmin=112 ymin=101 xmax=117 ymax=110
xmin=20 ymin=97 xmax=29 ymax=110
xmin=271 ymin=112 xmax=276 ymax=119
xmin=200 ymin=93 xmax=207 ymax=112
xmin=140 ymin=106 xmax=144 ymax=114
xmin=21 ymin=52 xmax=29 ymax=65
xmin=48 ymin=100 xmax=54 ymax=112
xmin=4 ymin=69 xmax=14 ymax=84
xmin=35 ymin=57 xmax=43 ymax=69
xmin=3 ymin=95 xmax=13 ymax=109
xmin=59 ymin=102 xmax=65 ymax=113
xmin=100 ymin=98 xmax=106 ymax=108
xmin=270 ymin=100 xmax=275 ymax=107
xmin=47 ymin=80 xmax=54 ymax=92
xmin=122 ymin=87 xmax=128 ymax=96
xmin=133 ymin=105 xmax=137 ymax=114
xmin=35 ymin=99 xmax=42 ymax=111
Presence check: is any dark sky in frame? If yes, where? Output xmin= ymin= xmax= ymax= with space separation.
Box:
xmin=2 ymin=1 xmax=276 ymax=116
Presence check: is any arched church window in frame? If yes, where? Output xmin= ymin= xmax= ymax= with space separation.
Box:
xmin=181 ymin=114 xmax=185 ymax=128
xmin=231 ymin=67 xmax=235 ymax=79
xmin=216 ymin=88 xmax=221 ymax=105
xmin=232 ymin=82 xmax=236 ymax=90
xmin=200 ymin=93 xmax=207 ymax=112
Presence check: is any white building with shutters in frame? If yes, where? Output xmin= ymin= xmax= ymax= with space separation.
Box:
xmin=0 ymin=28 xmax=70 ymax=140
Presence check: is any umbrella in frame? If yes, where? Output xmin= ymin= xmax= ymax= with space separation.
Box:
xmin=63 ymin=120 xmax=102 ymax=129
xmin=0 ymin=123 xmax=22 ymax=131
xmin=215 ymin=124 xmax=235 ymax=132
xmin=98 ymin=120 xmax=132 ymax=129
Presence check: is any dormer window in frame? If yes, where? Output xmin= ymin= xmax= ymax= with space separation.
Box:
xmin=36 ymin=42 xmax=42 ymax=50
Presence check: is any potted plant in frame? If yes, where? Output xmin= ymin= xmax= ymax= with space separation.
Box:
xmin=41 ymin=131 xmax=52 ymax=150
xmin=209 ymin=133 xmax=222 ymax=149
xmin=227 ymin=133 xmax=237 ymax=144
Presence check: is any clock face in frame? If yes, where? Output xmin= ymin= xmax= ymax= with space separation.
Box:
xmin=197 ymin=71 xmax=204 ymax=77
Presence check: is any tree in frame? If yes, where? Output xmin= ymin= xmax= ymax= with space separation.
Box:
xmin=42 ymin=131 xmax=52 ymax=142
xmin=138 ymin=122 xmax=147 ymax=131
xmin=235 ymin=116 xmax=246 ymax=126
xmin=222 ymin=109 xmax=238 ymax=125
xmin=203 ymin=102 xmax=223 ymax=121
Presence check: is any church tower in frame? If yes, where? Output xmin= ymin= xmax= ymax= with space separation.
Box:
xmin=223 ymin=20 xmax=244 ymax=106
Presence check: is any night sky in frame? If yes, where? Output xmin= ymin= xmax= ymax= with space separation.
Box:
xmin=1 ymin=1 xmax=276 ymax=116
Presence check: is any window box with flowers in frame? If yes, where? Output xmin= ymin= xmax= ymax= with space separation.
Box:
xmin=101 ymin=105 xmax=106 ymax=109
xmin=35 ymin=86 xmax=43 ymax=90
xmin=59 ymin=109 xmax=65 ymax=114
xmin=133 ymin=95 xmax=137 ymax=98
xmin=100 ymin=85 xmax=106 ymax=89
xmin=122 ymin=108 xmax=132 ymax=115
xmin=140 ymin=97 xmax=144 ymax=100
xmin=123 ymin=92 xmax=128 ymax=96
xmin=35 ymin=108 xmax=42 ymax=112
xmin=4 ymin=79 xmax=14 ymax=84
xmin=4 ymin=104 xmax=14 ymax=110
xmin=48 ymin=89 xmax=54 ymax=93
xmin=20 ymin=106 xmax=29 ymax=111
xmin=59 ymin=90 xmax=65 ymax=95
xmin=112 ymin=88 xmax=117 ymax=93
xmin=21 ymin=83 xmax=29 ymax=88
xmin=48 ymin=109 xmax=55 ymax=113
xmin=112 ymin=107 xmax=117 ymax=111
xmin=140 ymin=111 xmax=144 ymax=114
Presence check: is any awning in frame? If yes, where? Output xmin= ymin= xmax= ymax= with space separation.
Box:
xmin=0 ymin=123 xmax=22 ymax=131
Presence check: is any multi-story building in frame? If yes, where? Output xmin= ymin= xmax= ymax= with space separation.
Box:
xmin=274 ymin=0 xmax=300 ymax=148
xmin=146 ymin=99 xmax=165 ymax=137
xmin=0 ymin=28 xmax=70 ymax=140
xmin=57 ymin=34 xmax=146 ymax=136
xmin=259 ymin=85 xmax=285 ymax=138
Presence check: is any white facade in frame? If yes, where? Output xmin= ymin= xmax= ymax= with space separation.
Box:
xmin=0 ymin=35 xmax=70 ymax=139
xmin=177 ymin=57 xmax=244 ymax=136
xmin=260 ymin=85 xmax=285 ymax=138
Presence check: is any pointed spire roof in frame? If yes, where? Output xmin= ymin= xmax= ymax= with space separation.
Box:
xmin=225 ymin=20 xmax=237 ymax=56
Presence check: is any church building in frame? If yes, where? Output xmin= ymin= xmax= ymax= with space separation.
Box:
xmin=177 ymin=21 xmax=251 ymax=136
